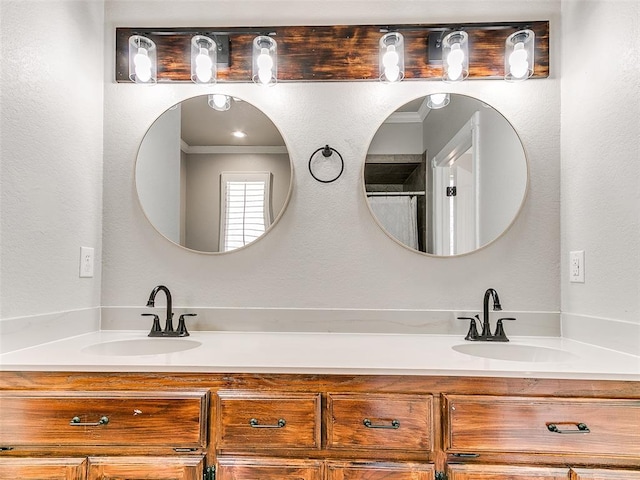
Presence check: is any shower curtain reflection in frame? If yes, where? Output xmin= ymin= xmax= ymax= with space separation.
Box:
xmin=368 ymin=195 xmax=419 ymax=250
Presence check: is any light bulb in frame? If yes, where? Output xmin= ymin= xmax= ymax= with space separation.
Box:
xmin=212 ymin=94 xmax=227 ymax=109
xmin=252 ymin=36 xmax=277 ymax=86
xmin=508 ymin=42 xmax=529 ymax=79
xmin=385 ymin=66 xmax=400 ymax=82
xmin=195 ymin=47 xmax=213 ymax=82
xmin=257 ymin=48 xmax=273 ymax=71
xmin=430 ymin=93 xmax=447 ymax=107
xmin=258 ymin=68 xmax=272 ymax=85
xmin=447 ymin=43 xmax=464 ymax=66
xmin=196 ymin=48 xmax=213 ymax=69
xmin=447 ymin=64 xmax=463 ymax=81
xmin=134 ymin=48 xmax=152 ymax=83
xmin=383 ymin=45 xmax=399 ymax=69
xmin=509 ymin=60 xmax=529 ymax=79
xmin=382 ymin=45 xmax=401 ymax=82
xmin=505 ymin=30 xmax=535 ymax=81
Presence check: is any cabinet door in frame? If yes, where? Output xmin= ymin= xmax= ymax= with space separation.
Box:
xmin=0 ymin=457 xmax=86 ymax=480
xmin=447 ymin=464 xmax=570 ymax=480
xmin=572 ymin=468 xmax=640 ymax=480
xmin=327 ymin=461 xmax=434 ymax=479
xmin=87 ymin=456 xmax=204 ymax=480
xmin=216 ymin=457 xmax=323 ymax=480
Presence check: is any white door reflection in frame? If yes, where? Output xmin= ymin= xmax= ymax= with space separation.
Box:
xmin=432 ymin=112 xmax=479 ymax=255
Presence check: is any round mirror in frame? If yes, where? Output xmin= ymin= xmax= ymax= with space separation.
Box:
xmin=364 ymin=93 xmax=528 ymax=256
xmin=136 ymin=94 xmax=291 ymax=253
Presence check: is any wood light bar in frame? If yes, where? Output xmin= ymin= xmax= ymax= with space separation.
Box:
xmin=115 ymin=21 xmax=549 ymax=83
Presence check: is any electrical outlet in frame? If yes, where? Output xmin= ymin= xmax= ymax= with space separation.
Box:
xmin=569 ymin=250 xmax=585 ymax=283
xmin=79 ymin=247 xmax=94 ymax=278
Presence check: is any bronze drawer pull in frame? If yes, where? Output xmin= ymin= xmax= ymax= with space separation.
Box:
xmin=70 ymin=416 xmax=109 ymax=427
xmin=249 ymin=418 xmax=286 ymax=428
xmin=547 ymin=422 xmax=590 ymax=434
xmin=363 ymin=418 xmax=400 ymax=429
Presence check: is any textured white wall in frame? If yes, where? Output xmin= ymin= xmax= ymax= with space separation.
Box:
xmin=102 ymin=0 xmax=561 ymax=315
xmin=561 ymin=2 xmax=640 ymax=324
xmin=0 ymin=0 xmax=104 ymax=319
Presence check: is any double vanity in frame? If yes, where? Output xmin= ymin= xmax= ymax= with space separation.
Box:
xmin=2 ymin=44 xmax=638 ymax=479
xmin=1 ymin=323 xmax=639 ymax=480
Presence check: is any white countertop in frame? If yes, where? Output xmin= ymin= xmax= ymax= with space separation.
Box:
xmin=1 ymin=330 xmax=639 ymax=380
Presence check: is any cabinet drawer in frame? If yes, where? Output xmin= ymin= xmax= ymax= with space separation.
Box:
xmin=0 ymin=390 xmax=208 ymax=448
xmin=0 ymin=458 xmax=87 ymax=480
xmin=444 ymin=395 xmax=640 ymax=457
xmin=447 ymin=464 xmax=570 ymax=480
xmin=327 ymin=393 xmax=433 ymax=451
xmin=571 ymin=468 xmax=640 ymax=480
xmin=217 ymin=391 xmax=321 ymax=450
xmin=216 ymin=457 xmax=324 ymax=480
xmin=87 ymin=456 xmax=205 ymax=480
xmin=327 ymin=461 xmax=435 ymax=479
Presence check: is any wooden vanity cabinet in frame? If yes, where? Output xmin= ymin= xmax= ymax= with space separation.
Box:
xmin=1 ymin=372 xmax=639 ymax=480
xmin=0 ymin=389 xmax=209 ymax=480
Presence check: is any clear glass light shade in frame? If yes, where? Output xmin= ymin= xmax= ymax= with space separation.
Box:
xmin=442 ymin=31 xmax=469 ymax=82
xmin=128 ymin=35 xmax=157 ymax=84
xmin=208 ymin=94 xmax=231 ymax=111
xmin=379 ymin=32 xmax=405 ymax=83
xmin=505 ymin=29 xmax=535 ymax=81
xmin=426 ymin=93 xmax=451 ymax=109
xmin=191 ymin=35 xmax=217 ymax=84
xmin=252 ymin=36 xmax=277 ymax=86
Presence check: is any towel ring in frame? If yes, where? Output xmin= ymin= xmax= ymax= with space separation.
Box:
xmin=308 ymin=145 xmax=344 ymax=183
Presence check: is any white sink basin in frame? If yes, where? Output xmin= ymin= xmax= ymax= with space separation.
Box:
xmin=82 ymin=338 xmax=202 ymax=356
xmin=452 ymin=343 xmax=579 ymax=362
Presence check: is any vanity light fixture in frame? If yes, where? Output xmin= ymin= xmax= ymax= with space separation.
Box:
xmin=128 ymin=35 xmax=157 ymax=84
xmin=191 ymin=35 xmax=217 ymax=84
xmin=427 ymin=93 xmax=450 ymax=109
xmin=252 ymin=35 xmax=277 ymax=86
xmin=379 ymin=32 xmax=405 ymax=83
xmin=208 ymin=94 xmax=231 ymax=111
xmin=442 ymin=31 xmax=469 ymax=82
xmin=505 ymin=29 xmax=535 ymax=81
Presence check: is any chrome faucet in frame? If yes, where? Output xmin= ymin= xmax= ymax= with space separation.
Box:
xmin=144 ymin=285 xmax=194 ymax=337
xmin=458 ymin=288 xmax=515 ymax=342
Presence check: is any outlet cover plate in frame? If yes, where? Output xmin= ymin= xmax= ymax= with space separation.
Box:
xmin=569 ymin=250 xmax=585 ymax=283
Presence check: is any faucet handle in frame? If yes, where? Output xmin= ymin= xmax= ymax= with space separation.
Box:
xmin=142 ymin=313 xmax=162 ymax=336
xmin=493 ymin=317 xmax=516 ymax=342
xmin=458 ymin=315 xmax=480 ymax=341
xmin=176 ymin=313 xmax=196 ymax=337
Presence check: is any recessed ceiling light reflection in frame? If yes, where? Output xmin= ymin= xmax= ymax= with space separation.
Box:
xmin=232 ymin=130 xmax=247 ymax=138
